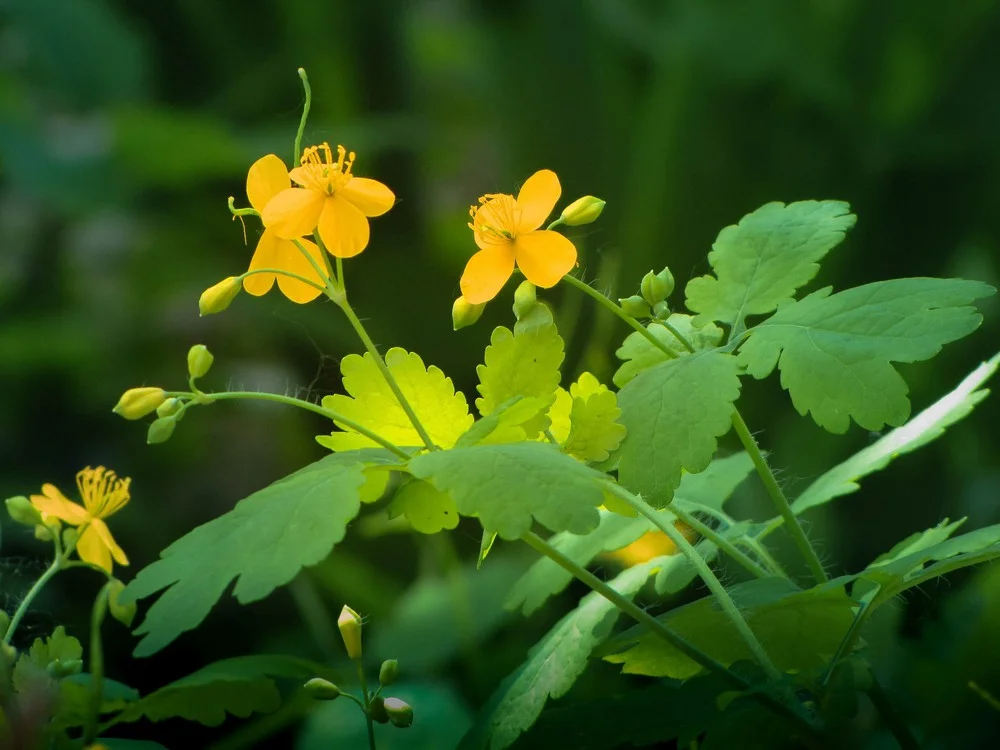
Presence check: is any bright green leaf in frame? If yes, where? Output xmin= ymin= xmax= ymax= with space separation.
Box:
xmin=13 ymin=626 xmax=82 ymax=692
xmin=408 ymin=442 xmax=606 ymax=539
xmin=319 ymin=348 xmax=472 ymax=451
xmin=457 ymin=397 xmax=553 ymax=447
xmin=121 ymin=451 xmax=393 ymax=656
xmin=613 ymin=314 xmax=724 ymax=387
xmin=389 ymin=479 xmax=459 ymax=534
xmin=737 ymin=278 xmax=995 ymax=433
xmin=618 ymin=351 xmax=742 ymax=506
xmin=684 ymin=200 xmax=856 ymax=326
xmin=561 ymin=373 xmax=626 ymax=463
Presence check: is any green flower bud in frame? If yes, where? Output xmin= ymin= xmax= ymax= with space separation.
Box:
xmin=199 ymin=276 xmax=242 ymax=316
xmin=107 ymin=579 xmax=137 ymax=627
xmin=384 ymin=697 xmax=413 ymax=728
xmin=62 ymin=527 xmax=78 ymax=549
xmin=640 ymin=269 xmax=671 ymax=307
xmin=6 ymin=496 xmax=42 ymax=526
xmin=379 ymin=659 xmax=399 ymax=687
xmin=156 ymin=398 xmax=183 ymax=419
xmin=655 ymin=266 xmax=675 ymax=297
xmin=35 ymin=522 xmax=56 ymax=541
xmin=303 ymin=677 xmax=342 ymax=700
xmin=338 ymin=605 xmax=363 ymax=660
xmin=369 ymin=696 xmax=390 ymax=724
xmin=47 ymin=658 xmax=83 ymax=678
xmin=452 ymin=296 xmax=486 ymax=331
xmin=652 ymin=300 xmax=671 ymax=319
xmin=512 ymin=280 xmax=537 ymax=319
xmin=187 ymin=344 xmax=214 ymax=380
xmin=618 ymin=295 xmax=650 ymax=319
xmin=147 ymin=416 xmax=177 ymax=445
xmin=113 ymin=387 xmax=166 ymax=420
xmin=559 ymin=196 xmax=606 ymax=226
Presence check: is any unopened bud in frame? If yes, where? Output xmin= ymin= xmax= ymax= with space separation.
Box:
xmin=560 ymin=196 xmax=605 ymax=227
xmin=62 ymin=527 xmax=78 ymax=549
xmin=384 ymin=697 xmax=413 ymax=728
xmin=156 ymin=398 xmax=183 ymax=419
xmin=369 ymin=696 xmax=390 ymax=724
xmin=147 ymin=416 xmax=177 ymax=445
xmin=303 ymin=677 xmax=342 ymax=700
xmin=113 ymin=387 xmax=166 ymax=420
xmin=512 ymin=281 xmax=537 ymax=319
xmin=338 ymin=605 xmax=363 ymax=660
xmin=655 ymin=266 xmax=675 ymax=297
xmin=379 ymin=659 xmax=399 ymax=686
xmin=618 ymin=295 xmax=650 ymax=319
xmin=652 ymin=301 xmax=671 ymax=319
xmin=199 ymin=276 xmax=242 ymax=316
xmin=107 ymin=579 xmax=137 ymax=627
xmin=452 ymin=296 xmax=486 ymax=331
xmin=6 ymin=496 xmax=42 ymax=526
xmin=640 ymin=269 xmax=671 ymax=307
xmin=35 ymin=521 xmax=57 ymax=541
xmin=48 ymin=658 xmax=83 ymax=678
xmin=187 ymin=344 xmax=214 ymax=380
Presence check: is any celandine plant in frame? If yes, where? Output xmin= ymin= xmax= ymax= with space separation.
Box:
xmin=4 ymin=69 xmax=999 ymax=749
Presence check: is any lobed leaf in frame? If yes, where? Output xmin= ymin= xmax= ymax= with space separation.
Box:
xmin=613 ymin=314 xmax=724 ymax=387
xmin=561 ymin=372 xmax=627 ymax=463
xmin=737 ymin=278 xmax=995 ymax=433
xmin=388 ymin=478 xmax=460 ymax=534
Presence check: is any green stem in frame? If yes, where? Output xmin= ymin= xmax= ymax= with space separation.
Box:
xmin=204 ymin=391 xmax=410 ymax=459
xmin=519 ymin=531 xmax=820 ymax=740
xmin=83 ymin=581 xmax=112 ymax=744
xmin=668 ymin=504 xmax=771 ymax=580
xmin=652 ymin=317 xmax=695 ymax=353
xmin=866 ymin=672 xmax=921 ymax=750
xmin=603 ymin=483 xmax=781 ymax=681
xmin=819 ymin=601 xmax=871 ymax=687
xmin=228 ymin=196 xmax=258 ymax=217
xmin=4 ymin=558 xmax=60 ymax=645
xmin=356 ymin=659 xmax=377 ymax=750
xmin=291 ymin=239 xmax=336 ymax=291
xmin=731 ymin=412 xmax=828 ymax=584
xmin=294 ymin=68 xmax=312 ymax=165
xmin=241 ymin=268 xmax=327 ymax=295
xmin=739 ymin=536 xmax=790 ymax=579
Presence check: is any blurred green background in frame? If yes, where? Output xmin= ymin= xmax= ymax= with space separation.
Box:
xmin=2 ymin=0 xmax=1000 ymax=747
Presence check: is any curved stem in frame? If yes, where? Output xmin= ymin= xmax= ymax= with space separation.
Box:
xmin=731 ymin=412 xmax=828 ymax=585
xmin=83 ymin=581 xmax=112 ymax=744
xmin=668 ymin=504 xmax=772 ymax=580
xmin=739 ymin=536 xmax=789 ymax=579
xmin=228 ymin=196 xmax=258 ymax=217
xmin=603 ymin=483 xmax=782 ymax=680
xmin=294 ymin=68 xmax=312 ymax=165
xmin=356 ymin=659 xmax=377 ymax=750
xmin=4 ymin=558 xmax=60 ymax=645
xmin=652 ymin=317 xmax=695 ymax=353
xmin=204 ymin=391 xmax=410 ymax=459
xmin=241 ymin=268 xmax=327 ymax=295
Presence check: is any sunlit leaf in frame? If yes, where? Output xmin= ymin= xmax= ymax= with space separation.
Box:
xmin=559 ymin=373 xmax=626 ymax=463
xmin=389 ymin=478 xmax=459 ymax=534
xmin=613 ymin=314 xmax=724 ymax=387
xmin=456 ymin=397 xmax=553 ymax=447
xmin=737 ymin=278 xmax=994 ymax=433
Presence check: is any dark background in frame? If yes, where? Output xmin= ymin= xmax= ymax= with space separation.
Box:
xmin=1 ymin=1 xmax=999 ymax=747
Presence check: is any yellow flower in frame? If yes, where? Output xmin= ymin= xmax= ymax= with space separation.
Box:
xmin=30 ymin=467 xmax=130 ymax=573
xmin=243 ymin=155 xmax=326 ymax=304
xmin=460 ymin=169 xmax=578 ymax=305
xmin=261 ymin=143 xmax=395 ymax=258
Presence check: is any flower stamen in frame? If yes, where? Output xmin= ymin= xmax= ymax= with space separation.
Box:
xmin=76 ymin=465 xmax=131 ymax=518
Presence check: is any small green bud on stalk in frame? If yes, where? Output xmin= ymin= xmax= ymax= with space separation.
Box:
xmin=559 ymin=196 xmax=606 ymax=226
xmin=107 ymin=579 xmax=137 ymax=627
xmin=147 ymin=416 xmax=177 ymax=445
xmin=452 ymin=296 xmax=486 ymax=331
xmin=512 ymin=280 xmax=537 ymax=319
xmin=199 ymin=276 xmax=242 ymax=316
xmin=6 ymin=496 xmax=42 ymax=526
xmin=156 ymin=398 xmax=183 ymax=419
xmin=35 ymin=521 xmax=57 ymax=541
xmin=338 ymin=605 xmax=363 ymax=660
xmin=48 ymin=658 xmax=83 ymax=678
xmin=62 ymin=527 xmax=78 ymax=549
xmin=655 ymin=266 xmax=675 ymax=297
xmin=379 ymin=659 xmax=399 ymax=686
xmin=384 ymin=697 xmax=413 ymax=728
xmin=369 ymin=695 xmax=390 ymax=724
xmin=652 ymin=300 xmax=671 ymax=319
xmin=618 ymin=295 xmax=651 ymax=319
xmin=640 ymin=269 xmax=672 ymax=307
xmin=303 ymin=677 xmax=342 ymax=700
xmin=187 ymin=344 xmax=215 ymax=380
xmin=113 ymin=387 xmax=166 ymax=420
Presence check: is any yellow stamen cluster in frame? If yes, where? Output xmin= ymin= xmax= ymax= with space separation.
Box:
xmin=297 ymin=142 xmax=355 ymax=195
xmin=469 ymin=193 xmax=518 ymax=244
xmin=77 ymin=466 xmax=131 ymax=518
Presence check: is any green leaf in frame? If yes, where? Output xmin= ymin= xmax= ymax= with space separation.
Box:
xmin=54 ymin=675 xmax=139 ymax=729
xmin=460 ymin=558 xmax=665 ymax=750
xmin=388 ymin=479 xmax=459 ymax=534
xmin=475 ymin=320 xmax=565 ymax=437
xmin=612 ymin=314 xmax=724 ymax=387
xmin=319 ymin=348 xmax=472 ymax=451
xmin=684 ymin=200 xmax=856 ymax=326
xmin=559 ymin=373 xmax=626 ymax=463
xmin=603 ymin=579 xmax=856 ymax=680
xmin=791 ymin=353 xmax=999 ymax=516
xmin=117 ymin=655 xmax=320 ymax=727
xmin=737 ymin=278 xmax=995 ymax=432
xmin=618 ymin=350 xmax=742 ymax=506
xmin=505 ymin=453 xmax=754 ymax=615
xmin=456 ymin=397 xmax=553 ymax=447
xmin=408 ymin=442 xmax=606 ymax=539
xmin=121 ymin=451 xmax=392 ymax=656
xmin=13 ymin=626 xmax=83 ymax=691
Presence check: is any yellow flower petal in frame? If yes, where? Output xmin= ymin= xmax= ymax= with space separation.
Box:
xmin=243 ymin=232 xmax=280 ymax=297
xmin=339 ymin=177 xmax=396 ymax=217
xmin=274 ymin=238 xmax=326 ymax=304
xmin=246 ymin=154 xmax=290 ymax=213
xmin=76 ymin=524 xmax=113 ymax=573
xmin=31 ymin=484 xmax=88 ymax=525
xmin=516 ymin=169 xmax=561 ymax=233
xmin=513 ymin=230 xmax=577 ymax=288
xmin=91 ymin=517 xmax=128 ymax=567
xmin=261 ymin=187 xmax=325 ymax=240
xmin=460 ymin=244 xmax=516 ymax=304
xmin=317 ymin=196 xmax=370 ymax=258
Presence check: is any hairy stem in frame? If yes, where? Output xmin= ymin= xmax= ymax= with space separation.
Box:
xmin=667 ymin=503 xmax=772 ymax=580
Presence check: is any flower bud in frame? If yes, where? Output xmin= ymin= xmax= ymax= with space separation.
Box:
xmin=199 ymin=276 xmax=242 ymax=316
xmin=384 ymin=697 xmax=413 ymax=728
xmin=369 ymin=696 xmax=390 ymax=724
xmin=187 ymin=344 xmax=214 ymax=380
xmin=655 ymin=266 xmax=675 ymax=297
xmin=47 ymin=658 xmax=83 ymax=678
xmin=156 ymin=398 xmax=183 ymax=419
xmin=6 ymin=496 xmax=42 ymax=526
xmin=35 ymin=521 xmax=57 ymax=541
xmin=640 ymin=269 xmax=671 ymax=307
xmin=147 ymin=416 xmax=177 ymax=445
xmin=62 ymin=527 xmax=78 ymax=549
xmin=338 ymin=605 xmax=363 ymax=660
xmin=618 ymin=295 xmax=650 ymax=319
xmin=379 ymin=659 xmax=399 ymax=687
xmin=652 ymin=301 xmax=671 ymax=319
xmin=512 ymin=281 xmax=537 ymax=319
xmin=560 ymin=196 xmax=605 ymax=226
xmin=303 ymin=677 xmax=342 ymax=700
xmin=107 ymin=579 xmax=137 ymax=627
xmin=113 ymin=387 xmax=166 ymax=420
xmin=452 ymin=296 xmax=486 ymax=331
